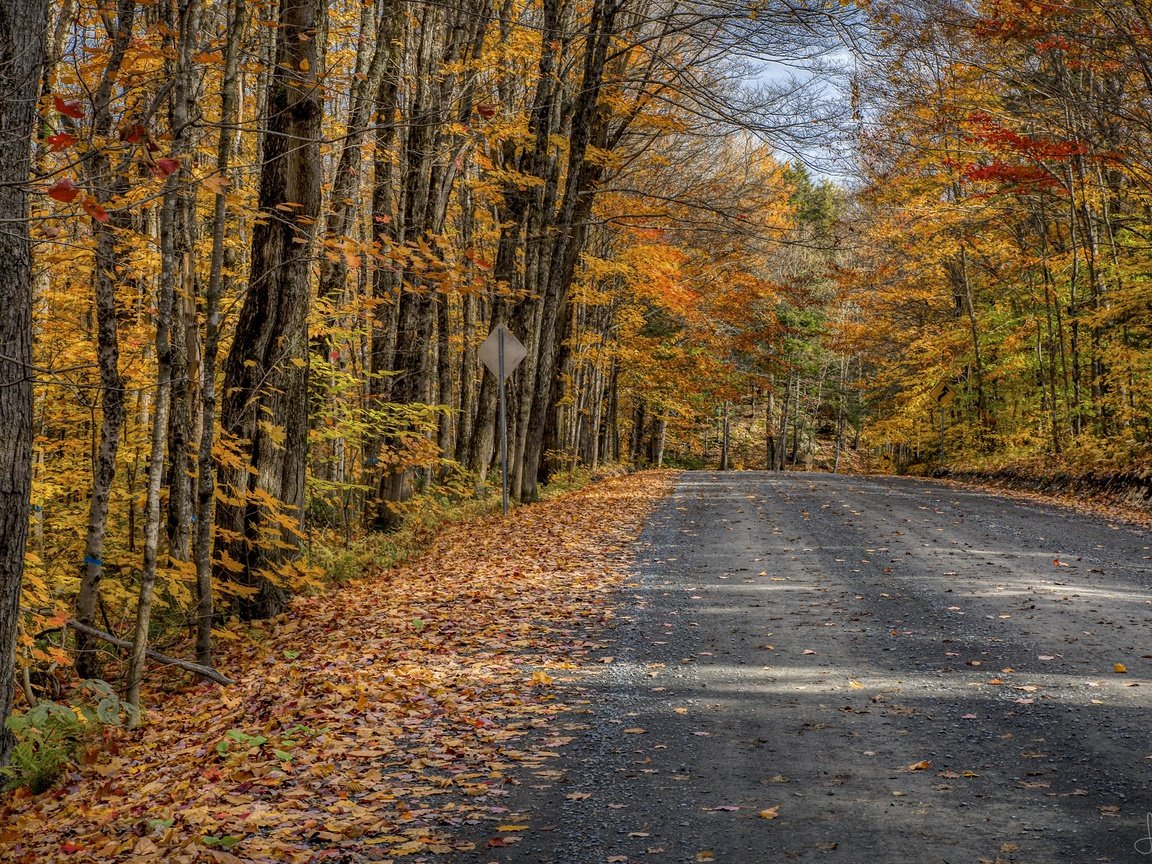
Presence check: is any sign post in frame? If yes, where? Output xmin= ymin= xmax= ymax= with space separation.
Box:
xmin=929 ymin=381 xmax=956 ymax=470
xmin=478 ymin=324 xmax=527 ymax=515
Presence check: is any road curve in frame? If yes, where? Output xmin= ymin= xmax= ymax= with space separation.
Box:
xmin=465 ymin=471 xmax=1152 ymax=863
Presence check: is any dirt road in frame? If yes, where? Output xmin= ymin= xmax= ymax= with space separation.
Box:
xmin=466 ymin=472 xmax=1152 ymax=863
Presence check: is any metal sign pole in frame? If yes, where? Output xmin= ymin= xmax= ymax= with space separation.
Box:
xmin=499 ymin=328 xmax=508 ymax=516
xmin=939 ymin=406 xmax=945 ymax=471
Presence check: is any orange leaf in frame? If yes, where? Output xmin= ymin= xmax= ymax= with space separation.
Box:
xmin=81 ymin=196 xmax=109 ymax=222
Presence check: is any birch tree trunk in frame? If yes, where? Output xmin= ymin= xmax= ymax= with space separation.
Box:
xmin=128 ymin=0 xmax=201 ymax=714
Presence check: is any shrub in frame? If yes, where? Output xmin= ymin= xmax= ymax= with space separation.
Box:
xmin=3 ymin=679 xmax=136 ymax=793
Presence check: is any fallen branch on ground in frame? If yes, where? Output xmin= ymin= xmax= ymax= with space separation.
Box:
xmin=66 ymin=619 xmax=234 ymax=686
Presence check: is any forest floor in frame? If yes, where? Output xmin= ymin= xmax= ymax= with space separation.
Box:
xmin=0 ymin=471 xmax=677 ymax=864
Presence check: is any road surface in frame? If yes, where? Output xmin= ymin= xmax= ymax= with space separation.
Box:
xmin=466 ymin=472 xmax=1152 ymax=863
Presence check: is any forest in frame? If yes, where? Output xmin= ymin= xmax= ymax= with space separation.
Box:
xmin=1 ymin=0 xmax=1151 ymax=813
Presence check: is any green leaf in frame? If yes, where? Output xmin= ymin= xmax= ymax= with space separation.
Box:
xmin=201 ymin=835 xmax=241 ymax=849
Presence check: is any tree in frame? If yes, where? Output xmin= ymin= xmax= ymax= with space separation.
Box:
xmin=0 ymin=0 xmax=49 ymax=761
xmin=215 ymin=0 xmax=324 ymax=619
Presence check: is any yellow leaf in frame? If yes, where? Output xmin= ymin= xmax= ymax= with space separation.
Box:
xmin=759 ymin=806 xmax=780 ymax=820
xmin=907 ymin=760 xmax=932 ymax=771
xmin=495 ymin=825 xmax=527 ymax=832
xmin=1113 ymin=663 xmax=1128 ymax=673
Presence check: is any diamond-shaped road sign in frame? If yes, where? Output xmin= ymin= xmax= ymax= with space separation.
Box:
xmin=930 ymin=381 xmax=955 ymax=407
xmin=478 ymin=324 xmax=526 ymax=381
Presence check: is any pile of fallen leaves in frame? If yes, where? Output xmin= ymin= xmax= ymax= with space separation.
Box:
xmin=1 ymin=471 xmax=677 ymax=863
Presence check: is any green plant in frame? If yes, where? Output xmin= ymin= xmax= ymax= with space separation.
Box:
xmin=215 ymin=728 xmax=268 ymax=758
xmin=3 ymin=679 xmax=136 ymax=793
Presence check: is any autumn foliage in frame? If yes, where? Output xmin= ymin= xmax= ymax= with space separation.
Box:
xmin=842 ymin=0 xmax=1152 ymax=476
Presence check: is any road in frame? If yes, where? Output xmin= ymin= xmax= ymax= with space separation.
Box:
xmin=466 ymin=472 xmax=1152 ymax=863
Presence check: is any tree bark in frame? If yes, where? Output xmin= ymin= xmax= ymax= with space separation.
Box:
xmin=216 ymin=0 xmax=323 ymax=619
xmin=74 ymin=0 xmax=138 ymax=680
xmin=0 ymin=0 xmax=49 ymax=762
xmin=128 ymin=0 xmax=201 ymax=717
xmin=194 ymin=0 xmax=246 ymax=667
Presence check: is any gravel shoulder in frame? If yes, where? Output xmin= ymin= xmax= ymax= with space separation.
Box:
xmin=465 ymin=471 xmax=1152 ymax=864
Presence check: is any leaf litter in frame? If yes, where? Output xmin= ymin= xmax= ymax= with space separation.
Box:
xmin=0 ymin=471 xmax=677 ymax=863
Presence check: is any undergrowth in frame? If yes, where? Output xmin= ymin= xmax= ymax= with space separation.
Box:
xmin=2 ymin=680 xmax=135 ymax=793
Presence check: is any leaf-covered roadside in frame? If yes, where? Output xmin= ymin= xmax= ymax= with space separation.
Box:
xmin=1 ymin=471 xmax=678 ymax=863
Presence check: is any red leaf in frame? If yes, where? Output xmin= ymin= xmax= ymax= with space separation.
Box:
xmin=476 ymin=103 xmax=497 ymax=119
xmin=81 ymin=196 xmax=109 ymax=222
xmin=120 ymin=123 xmax=147 ymax=143
xmin=47 ymin=178 xmax=79 ymax=203
xmin=53 ymin=95 xmax=84 ymax=119
xmin=61 ymin=841 xmax=83 ymax=854
xmin=46 ymin=133 xmax=77 ymax=152
xmin=151 ymin=157 xmax=181 ymax=178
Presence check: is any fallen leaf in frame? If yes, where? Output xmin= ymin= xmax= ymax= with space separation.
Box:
xmin=759 ymin=806 xmax=780 ymax=820
xmin=1113 ymin=663 xmax=1128 ymax=674
xmin=907 ymin=760 xmax=932 ymax=771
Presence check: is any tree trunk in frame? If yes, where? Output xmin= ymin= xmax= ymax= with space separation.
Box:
xmin=216 ymin=0 xmax=323 ymax=619
xmin=128 ymin=0 xmax=201 ymax=716
xmin=194 ymin=0 xmax=246 ymax=668
xmin=74 ymin=0 xmax=138 ymax=680
xmin=0 ymin=0 xmax=49 ymax=761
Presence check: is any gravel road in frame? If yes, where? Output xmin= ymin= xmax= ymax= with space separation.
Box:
xmin=465 ymin=471 xmax=1152 ymax=864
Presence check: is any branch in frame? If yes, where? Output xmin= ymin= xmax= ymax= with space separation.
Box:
xmin=66 ymin=620 xmax=234 ymax=686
